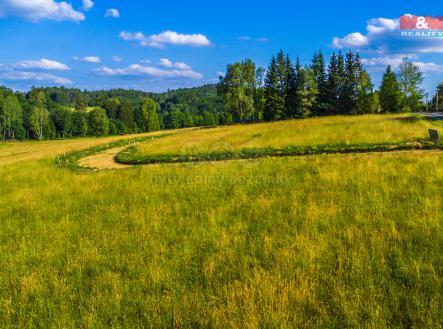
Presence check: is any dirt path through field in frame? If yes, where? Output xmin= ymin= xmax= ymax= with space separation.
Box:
xmin=78 ymin=146 xmax=130 ymax=170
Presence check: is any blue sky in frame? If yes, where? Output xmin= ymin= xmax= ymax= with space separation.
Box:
xmin=0 ymin=0 xmax=442 ymax=94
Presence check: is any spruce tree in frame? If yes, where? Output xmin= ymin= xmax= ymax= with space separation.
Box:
xmin=379 ymin=66 xmax=402 ymax=113
xmin=311 ymin=51 xmax=328 ymax=114
xmin=285 ymin=55 xmax=298 ymax=118
xmin=264 ymin=56 xmax=284 ymax=121
xmin=326 ymin=53 xmax=344 ymax=114
xmin=294 ymin=57 xmax=305 ymax=116
xmin=341 ymin=51 xmax=358 ymax=114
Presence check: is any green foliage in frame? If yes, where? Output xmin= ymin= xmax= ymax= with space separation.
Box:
xmin=0 ymin=49 xmax=431 ymax=142
xmin=397 ymin=58 xmax=425 ymax=112
xmin=29 ymin=106 xmax=49 ymax=140
xmin=51 ymin=106 xmax=72 ymax=138
xmin=139 ymin=97 xmax=161 ymax=132
xmin=326 ymin=52 xmax=346 ymax=114
xmin=118 ymin=99 xmax=137 ymax=133
xmin=311 ymin=50 xmax=329 ymax=114
xmin=72 ymin=110 xmax=89 ymax=137
xmin=380 ymin=66 xmax=403 ymax=113
xmin=218 ymin=59 xmax=256 ymax=122
xmin=0 ymin=92 xmax=25 ymax=140
xmin=88 ymin=107 xmax=109 ymax=136
xmin=264 ymin=55 xmax=285 ymax=121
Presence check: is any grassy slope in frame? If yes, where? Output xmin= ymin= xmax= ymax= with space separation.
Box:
xmin=0 ymin=115 xmax=442 ymax=328
xmin=129 ymin=114 xmax=439 ymax=157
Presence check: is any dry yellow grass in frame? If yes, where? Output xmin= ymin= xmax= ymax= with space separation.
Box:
xmin=78 ymin=146 xmax=130 ymax=170
xmin=0 ymin=129 xmax=188 ymax=167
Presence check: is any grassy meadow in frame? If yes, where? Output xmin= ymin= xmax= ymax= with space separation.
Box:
xmin=128 ymin=114 xmax=438 ymax=158
xmin=0 ymin=114 xmax=442 ymax=328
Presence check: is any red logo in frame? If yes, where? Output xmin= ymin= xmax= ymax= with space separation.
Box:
xmin=400 ymin=15 xmax=443 ymax=30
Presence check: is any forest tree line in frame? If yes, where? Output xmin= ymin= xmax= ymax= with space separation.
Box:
xmin=218 ymin=50 xmax=439 ymax=122
xmin=0 ymin=50 xmax=442 ymax=141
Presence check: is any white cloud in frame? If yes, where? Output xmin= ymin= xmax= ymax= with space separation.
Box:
xmin=73 ymin=56 xmax=101 ymax=63
xmin=332 ymin=32 xmax=368 ymax=48
xmin=159 ymin=58 xmax=191 ymax=70
xmin=139 ymin=59 xmax=151 ymax=64
xmin=105 ymin=8 xmax=119 ymax=18
xmin=0 ymin=71 xmax=72 ymax=84
xmin=238 ymin=36 xmax=269 ymax=42
xmin=93 ymin=64 xmax=203 ymax=79
xmin=417 ymin=46 xmax=443 ymax=54
xmin=332 ymin=18 xmax=398 ymax=49
xmin=112 ymin=56 xmax=122 ymax=63
xmin=13 ymin=58 xmax=69 ymax=71
xmin=362 ymin=54 xmax=443 ymax=73
xmin=0 ymin=0 xmax=85 ymax=22
xmin=82 ymin=0 xmax=94 ymax=11
xmin=119 ymin=30 xmax=211 ymax=48
xmin=362 ymin=54 xmax=411 ymax=68
xmin=413 ymin=61 xmax=443 ymax=73
xmin=331 ymin=16 xmax=443 ymax=54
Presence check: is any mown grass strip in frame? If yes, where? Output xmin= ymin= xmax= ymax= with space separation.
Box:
xmin=116 ymin=140 xmax=443 ymax=165
xmin=55 ymin=133 xmax=173 ymax=171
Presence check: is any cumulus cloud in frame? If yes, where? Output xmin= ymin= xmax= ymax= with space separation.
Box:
xmin=332 ymin=32 xmax=368 ymax=48
xmin=0 ymin=58 xmax=72 ymax=86
xmin=13 ymin=58 xmax=69 ymax=71
xmin=139 ymin=59 xmax=151 ymax=64
xmin=0 ymin=0 xmax=85 ymax=22
xmin=93 ymin=64 xmax=203 ymax=80
xmin=112 ymin=56 xmax=122 ymax=63
xmin=362 ymin=54 xmax=443 ymax=73
xmin=119 ymin=30 xmax=211 ymax=48
xmin=331 ymin=16 xmax=443 ymax=54
xmin=82 ymin=0 xmax=94 ymax=11
xmin=159 ymin=58 xmax=191 ymax=70
xmin=105 ymin=8 xmax=119 ymax=18
xmin=0 ymin=71 xmax=72 ymax=84
xmin=73 ymin=56 xmax=101 ymax=63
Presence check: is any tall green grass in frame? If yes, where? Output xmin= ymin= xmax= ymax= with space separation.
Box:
xmin=130 ymin=114 xmax=439 ymax=158
xmin=0 ymin=115 xmax=441 ymax=328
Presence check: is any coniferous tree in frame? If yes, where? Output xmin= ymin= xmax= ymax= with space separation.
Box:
xmin=276 ymin=50 xmax=288 ymax=106
xmin=285 ymin=55 xmax=298 ymax=118
xmin=379 ymin=66 xmax=402 ymax=113
xmin=264 ymin=56 xmax=284 ymax=121
xmin=326 ymin=52 xmax=345 ymax=114
xmin=341 ymin=50 xmax=360 ymax=114
xmin=296 ymin=67 xmax=318 ymax=117
xmin=294 ymin=57 xmax=305 ymax=116
xmin=311 ymin=51 xmax=328 ymax=114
